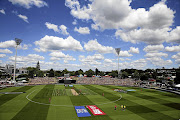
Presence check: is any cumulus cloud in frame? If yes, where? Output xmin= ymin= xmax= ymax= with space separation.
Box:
xmin=9 ymin=54 xmax=44 ymax=64
xmin=8 ymin=0 xmax=48 ymax=9
xmin=34 ymin=35 xmax=83 ymax=52
xmin=45 ymin=22 xmax=69 ymax=35
xmin=0 ymin=9 xmax=5 ymax=14
xmin=84 ymin=39 xmax=113 ymax=54
xmin=17 ymin=14 xmax=29 ymax=23
xmin=91 ymin=24 xmax=99 ymax=30
xmin=45 ymin=22 xmax=59 ymax=32
xmin=165 ymin=45 xmax=180 ymax=52
xmin=129 ymin=47 xmax=139 ymax=54
xmin=146 ymin=57 xmax=172 ymax=67
xmin=143 ymin=44 xmax=164 ymax=53
xmin=172 ymin=53 xmax=180 ymax=64
xmin=0 ymin=40 xmax=30 ymax=50
xmin=79 ymin=54 xmax=104 ymax=65
xmin=119 ymin=59 xmax=147 ymax=69
xmin=0 ymin=49 xmax=13 ymax=54
xmin=118 ymin=51 xmax=132 ymax=57
xmin=0 ymin=54 xmax=6 ymax=58
xmin=65 ymin=0 xmax=178 ymax=45
xmin=72 ymin=19 xmax=77 ymax=25
xmin=145 ymin=52 xmax=168 ymax=58
xmin=65 ymin=0 xmax=92 ymax=20
xmin=59 ymin=25 xmax=69 ymax=35
xmin=167 ymin=26 xmax=180 ymax=43
xmin=49 ymin=51 xmax=76 ymax=63
xmin=115 ymin=28 xmax=169 ymax=45
xmin=104 ymin=59 xmax=113 ymax=63
xmin=74 ymin=27 xmax=90 ymax=34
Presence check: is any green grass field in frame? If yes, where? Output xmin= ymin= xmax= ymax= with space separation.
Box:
xmin=0 ymin=84 xmax=179 ymax=120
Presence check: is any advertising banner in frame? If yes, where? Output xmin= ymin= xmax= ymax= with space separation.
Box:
xmin=86 ymin=105 xmax=106 ymax=116
xmin=74 ymin=106 xmax=91 ymax=117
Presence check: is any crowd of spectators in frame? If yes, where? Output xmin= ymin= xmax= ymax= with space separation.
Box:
xmin=76 ymin=77 xmax=137 ymax=86
xmin=29 ymin=77 xmax=57 ymax=85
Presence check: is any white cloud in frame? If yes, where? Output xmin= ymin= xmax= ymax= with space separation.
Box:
xmin=129 ymin=47 xmax=139 ymax=54
xmin=172 ymin=53 xmax=180 ymax=64
xmin=0 ymin=54 xmax=6 ymax=58
xmin=84 ymin=39 xmax=114 ymax=54
xmin=34 ymin=35 xmax=83 ymax=52
xmin=145 ymin=52 xmax=168 ymax=58
xmin=0 ymin=9 xmax=5 ymax=14
xmin=65 ymin=0 xmax=92 ymax=20
xmin=45 ymin=22 xmax=59 ymax=32
xmin=79 ymin=54 xmax=103 ymax=65
xmin=74 ymin=27 xmax=90 ymax=34
xmin=119 ymin=51 xmax=132 ymax=57
xmin=146 ymin=57 xmax=172 ymax=67
xmin=17 ymin=14 xmax=29 ymax=23
xmin=165 ymin=45 xmax=180 ymax=52
xmin=49 ymin=51 xmax=76 ymax=63
xmin=104 ymin=59 xmax=113 ymax=63
xmin=65 ymin=0 xmax=177 ymax=45
xmin=115 ymin=28 xmax=169 ymax=45
xmin=8 ymin=0 xmax=48 ymax=9
xmin=167 ymin=26 xmax=180 ymax=43
xmin=59 ymin=25 xmax=69 ymax=35
xmin=119 ymin=59 xmax=147 ymax=69
xmin=9 ymin=54 xmax=44 ymax=62
xmin=66 ymin=0 xmax=174 ymax=31
xmin=91 ymin=24 xmax=99 ymax=30
xmin=0 ymin=40 xmax=29 ymax=50
xmin=143 ymin=44 xmax=164 ymax=52
xmin=45 ymin=22 xmax=69 ymax=35
xmin=72 ymin=19 xmax=77 ymax=25
xmin=0 ymin=49 xmax=12 ymax=53
xmin=120 ymin=58 xmax=131 ymax=61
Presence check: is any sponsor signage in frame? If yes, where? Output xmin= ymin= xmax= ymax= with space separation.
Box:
xmin=74 ymin=106 xmax=91 ymax=117
xmin=86 ymin=105 xmax=106 ymax=116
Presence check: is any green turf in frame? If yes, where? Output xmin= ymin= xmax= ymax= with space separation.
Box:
xmin=0 ymin=84 xmax=179 ymax=120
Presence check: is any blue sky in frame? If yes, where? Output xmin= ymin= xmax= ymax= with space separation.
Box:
xmin=0 ymin=0 xmax=180 ymax=71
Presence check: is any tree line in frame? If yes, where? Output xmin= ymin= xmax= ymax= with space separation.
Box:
xmin=25 ymin=67 xmax=180 ymax=84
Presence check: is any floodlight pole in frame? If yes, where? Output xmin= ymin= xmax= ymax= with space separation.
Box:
xmin=13 ymin=45 xmax=18 ymax=81
xmin=118 ymin=54 xmax=120 ymax=78
xmin=115 ymin=48 xmax=120 ymax=79
xmin=13 ymin=38 xmax=22 ymax=82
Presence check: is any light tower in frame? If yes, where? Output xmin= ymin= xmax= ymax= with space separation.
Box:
xmin=13 ymin=38 xmax=22 ymax=82
xmin=115 ymin=48 xmax=120 ymax=78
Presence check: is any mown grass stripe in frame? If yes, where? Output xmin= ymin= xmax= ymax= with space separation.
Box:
xmin=0 ymin=86 xmax=34 ymax=107
xmin=85 ymin=85 xmax=175 ymax=120
xmin=11 ymin=84 xmax=55 ymax=120
xmin=68 ymin=85 xmax=112 ymax=120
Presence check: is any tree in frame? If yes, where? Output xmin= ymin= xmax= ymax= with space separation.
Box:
xmin=110 ymin=70 xmax=118 ymax=78
xmin=62 ymin=68 xmax=69 ymax=75
xmin=140 ymin=73 xmax=148 ymax=80
xmin=175 ymin=69 xmax=180 ymax=84
xmin=99 ymin=71 xmax=105 ymax=76
xmin=27 ymin=67 xmax=36 ymax=78
xmin=54 ymin=71 xmax=61 ymax=77
xmin=121 ymin=71 xmax=128 ymax=78
xmin=36 ymin=70 xmax=44 ymax=77
xmin=48 ymin=69 xmax=54 ymax=77
xmin=78 ymin=69 xmax=84 ymax=75
xmin=133 ymin=70 xmax=139 ymax=79
xmin=95 ymin=68 xmax=100 ymax=76
xmin=85 ymin=69 xmax=95 ymax=77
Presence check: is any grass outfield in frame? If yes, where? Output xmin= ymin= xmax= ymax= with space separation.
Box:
xmin=0 ymin=84 xmax=179 ymax=120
